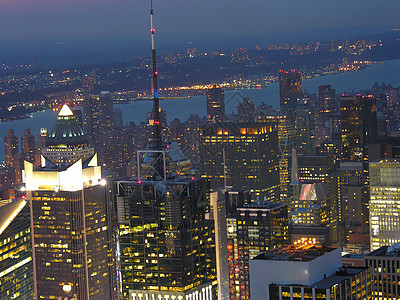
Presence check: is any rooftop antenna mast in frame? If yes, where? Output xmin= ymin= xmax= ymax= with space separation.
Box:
xmin=136 ymin=0 xmax=166 ymax=181
xmin=150 ymin=0 xmax=162 ymax=150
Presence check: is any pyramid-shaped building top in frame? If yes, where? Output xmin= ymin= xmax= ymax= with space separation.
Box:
xmin=47 ymin=104 xmax=87 ymax=146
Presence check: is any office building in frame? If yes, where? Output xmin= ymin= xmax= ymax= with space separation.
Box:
xmin=257 ymin=110 xmax=295 ymax=203
xmin=206 ymin=87 xmax=225 ymax=122
xmin=295 ymin=98 xmax=316 ymax=156
xmin=279 ymin=70 xmax=302 ymax=111
xmin=114 ymin=178 xmax=216 ymax=300
xmin=200 ymin=122 xmax=279 ymax=201
xmin=341 ymin=95 xmax=377 ymax=162
xmin=209 ymin=190 xmax=229 ymax=300
xmin=24 ymin=104 xmax=114 ymax=299
xmin=0 ymin=198 xmax=34 ymax=299
xmin=21 ymin=128 xmax=35 ymax=163
xmin=250 ymin=245 xmax=372 ymax=300
xmin=293 ymin=155 xmax=338 ymax=244
xmin=227 ymin=202 xmax=288 ymax=300
xmin=338 ymin=162 xmax=369 ymax=238
xmin=365 ymin=243 xmax=400 ymax=299
xmin=370 ymin=159 xmax=400 ymax=250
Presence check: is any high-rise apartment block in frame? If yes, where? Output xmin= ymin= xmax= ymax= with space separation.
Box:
xmin=206 ymin=87 xmax=225 ymax=122
xmin=200 ymin=122 xmax=279 ymax=201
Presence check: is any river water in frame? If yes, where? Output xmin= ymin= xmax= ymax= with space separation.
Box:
xmin=1 ymin=58 xmax=400 ymax=162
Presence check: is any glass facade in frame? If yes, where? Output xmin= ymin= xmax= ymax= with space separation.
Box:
xmin=370 ymin=160 xmax=400 ymax=250
xmin=114 ymin=178 xmax=216 ymax=300
xmin=200 ymin=123 xmax=279 ymax=202
xmin=0 ymin=202 xmax=34 ymax=300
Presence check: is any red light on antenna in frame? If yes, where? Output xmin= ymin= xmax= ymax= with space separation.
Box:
xmin=151 ymin=28 xmax=155 ymax=33
xmin=154 ymin=71 xmax=158 ymax=75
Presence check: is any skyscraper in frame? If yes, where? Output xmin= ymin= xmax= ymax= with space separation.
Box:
xmin=114 ymin=178 xmax=216 ymax=300
xmin=237 ymin=97 xmax=255 ymax=123
xmin=369 ymin=159 xmax=400 ymax=251
xmin=21 ymin=128 xmax=35 ymax=162
xmin=206 ymin=87 xmax=225 ymax=122
xmin=257 ymin=109 xmax=296 ymax=203
xmin=340 ymin=95 xmax=377 ymax=162
xmin=200 ymin=122 xmax=280 ymax=202
xmin=228 ymin=202 xmax=289 ymax=300
xmin=83 ymin=91 xmax=114 ymax=140
xmin=0 ymin=198 xmax=34 ymax=299
xmin=318 ymin=85 xmax=336 ymax=117
xmin=24 ymin=104 xmax=114 ymax=299
xmin=43 ymin=104 xmax=95 ymax=165
xmin=111 ymin=4 xmax=217 ymax=299
xmin=279 ymin=70 xmax=302 ymax=111
xmin=4 ymin=129 xmax=22 ymax=184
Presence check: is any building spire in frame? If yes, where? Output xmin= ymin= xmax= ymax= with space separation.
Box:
xmin=150 ymin=0 xmax=162 ymax=150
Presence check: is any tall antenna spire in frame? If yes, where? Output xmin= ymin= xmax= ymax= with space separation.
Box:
xmin=150 ymin=0 xmax=162 ymax=150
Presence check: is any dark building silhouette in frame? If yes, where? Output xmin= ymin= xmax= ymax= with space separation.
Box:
xmin=206 ymin=87 xmax=225 ymax=122
xmin=279 ymin=70 xmax=302 ymax=111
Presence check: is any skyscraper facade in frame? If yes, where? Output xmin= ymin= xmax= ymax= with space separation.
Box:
xmin=21 ymin=128 xmax=35 ymax=163
xmin=318 ymin=85 xmax=336 ymax=117
xmin=24 ymin=104 xmax=114 ymax=299
xmin=200 ymin=122 xmax=280 ymax=202
xmin=0 ymin=198 xmax=34 ymax=299
xmin=340 ymin=95 xmax=377 ymax=162
xmin=206 ymin=87 xmax=225 ymax=122
xmin=114 ymin=178 xmax=216 ymax=300
xmin=4 ymin=129 xmax=22 ymax=184
xmin=228 ymin=202 xmax=289 ymax=300
xmin=369 ymin=159 xmax=400 ymax=251
xmin=279 ymin=70 xmax=302 ymax=111
xmin=83 ymin=91 xmax=114 ymax=140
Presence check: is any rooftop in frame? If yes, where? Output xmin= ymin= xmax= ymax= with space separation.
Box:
xmin=253 ymin=244 xmax=337 ymax=262
xmin=365 ymin=243 xmax=400 ymax=258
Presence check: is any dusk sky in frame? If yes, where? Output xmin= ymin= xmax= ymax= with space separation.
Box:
xmin=2 ymin=0 xmax=400 ymax=40
xmin=1 ymin=0 xmax=400 ymax=67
